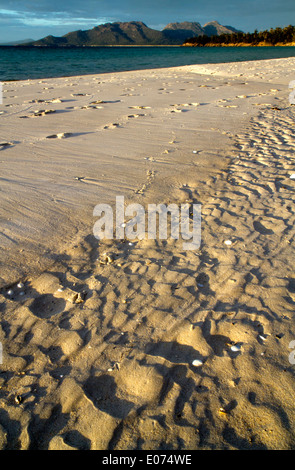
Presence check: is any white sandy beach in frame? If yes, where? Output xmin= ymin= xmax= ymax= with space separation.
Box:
xmin=0 ymin=57 xmax=295 ymax=449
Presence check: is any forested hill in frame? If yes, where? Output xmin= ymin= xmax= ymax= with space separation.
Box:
xmin=183 ymin=25 xmax=295 ymax=46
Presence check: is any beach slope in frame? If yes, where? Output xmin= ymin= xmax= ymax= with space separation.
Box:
xmin=0 ymin=58 xmax=295 ymax=449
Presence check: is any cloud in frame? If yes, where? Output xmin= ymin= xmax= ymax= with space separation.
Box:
xmin=21 ymin=15 xmax=111 ymax=28
xmin=0 ymin=0 xmax=295 ymax=41
xmin=0 ymin=7 xmax=112 ymax=28
xmin=0 ymin=9 xmax=20 ymax=16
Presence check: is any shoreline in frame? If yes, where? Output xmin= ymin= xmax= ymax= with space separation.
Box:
xmin=183 ymin=42 xmax=295 ymax=47
xmin=0 ymin=58 xmax=295 ymax=449
xmin=3 ymin=55 xmax=295 ymax=85
xmin=2 ymin=43 xmax=295 ymax=48
xmin=2 ymin=51 xmax=295 ymax=85
xmin=1 ymin=44 xmax=182 ymax=48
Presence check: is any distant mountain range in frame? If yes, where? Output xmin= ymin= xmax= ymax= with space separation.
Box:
xmin=17 ymin=21 xmax=242 ymax=47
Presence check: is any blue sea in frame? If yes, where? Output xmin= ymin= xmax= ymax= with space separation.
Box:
xmin=1 ymin=45 xmax=295 ymax=81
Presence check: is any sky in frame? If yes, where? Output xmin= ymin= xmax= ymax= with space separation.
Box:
xmin=0 ymin=0 xmax=294 ymax=42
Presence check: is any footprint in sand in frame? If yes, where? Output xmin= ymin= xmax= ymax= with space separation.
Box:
xmin=46 ymin=132 xmax=73 ymax=139
xmin=28 ymin=294 xmax=66 ymax=319
xmin=19 ymin=109 xmax=57 ymax=118
xmin=218 ymin=105 xmax=238 ymax=108
xmin=81 ymin=105 xmax=104 ymax=110
xmin=103 ymin=123 xmax=121 ymax=130
xmin=28 ymin=98 xmax=63 ymax=104
xmin=71 ymin=93 xmax=91 ymax=97
xmin=33 ymin=109 xmax=56 ymax=117
xmin=0 ymin=142 xmax=14 ymax=149
xmin=253 ymin=220 xmax=274 ymax=235
xmin=89 ymin=100 xmax=106 ymax=104
xmin=134 ymin=169 xmax=155 ymax=194
xmin=127 ymin=113 xmax=145 ymax=119
xmin=82 ymin=374 xmax=134 ymax=419
xmin=170 ymin=103 xmax=200 ymax=113
xmin=128 ymin=106 xmax=151 ymax=110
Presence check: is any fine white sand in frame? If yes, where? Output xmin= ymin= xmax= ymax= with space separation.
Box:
xmin=0 ymin=57 xmax=295 ymax=449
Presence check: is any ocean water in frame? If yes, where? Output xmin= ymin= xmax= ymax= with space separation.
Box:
xmin=0 ymin=45 xmax=295 ymax=81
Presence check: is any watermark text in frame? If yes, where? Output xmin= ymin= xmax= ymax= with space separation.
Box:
xmin=289 ymin=80 xmax=295 ymax=104
xmin=289 ymin=340 xmax=295 ymax=365
xmin=93 ymin=196 xmax=201 ymax=250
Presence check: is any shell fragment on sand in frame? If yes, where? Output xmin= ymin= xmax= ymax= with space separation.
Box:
xmin=192 ymin=359 xmax=203 ymax=367
xmin=224 ymin=240 xmax=232 ymax=246
xmin=230 ymin=344 xmax=241 ymax=352
xmin=67 ymin=291 xmax=87 ymax=304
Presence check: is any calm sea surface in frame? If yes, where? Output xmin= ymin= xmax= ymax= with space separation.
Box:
xmin=0 ymin=45 xmax=295 ymax=81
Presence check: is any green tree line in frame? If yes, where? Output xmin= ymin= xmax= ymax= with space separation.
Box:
xmin=184 ymin=25 xmax=295 ymax=46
